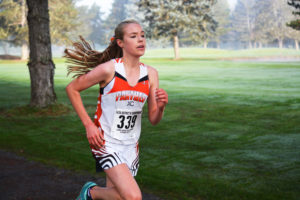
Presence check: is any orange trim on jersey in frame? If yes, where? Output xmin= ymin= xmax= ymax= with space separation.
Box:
xmin=115 ymin=58 xmax=144 ymax=66
xmin=108 ymin=77 xmax=149 ymax=95
xmin=94 ymin=96 xmax=104 ymax=133
xmin=114 ymin=58 xmax=123 ymax=63
xmin=94 ymin=94 xmax=106 ymax=146
xmin=94 ymin=94 xmax=102 ymax=127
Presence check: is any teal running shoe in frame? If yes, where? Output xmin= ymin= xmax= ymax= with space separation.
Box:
xmin=76 ymin=181 xmax=97 ymax=200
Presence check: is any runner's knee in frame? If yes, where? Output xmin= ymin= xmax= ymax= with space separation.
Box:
xmin=122 ymin=189 xmax=142 ymax=200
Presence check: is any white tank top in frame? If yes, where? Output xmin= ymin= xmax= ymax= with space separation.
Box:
xmin=93 ymin=58 xmax=150 ymax=145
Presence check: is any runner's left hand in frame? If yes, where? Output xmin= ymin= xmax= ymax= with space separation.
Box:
xmin=155 ymin=88 xmax=168 ymax=111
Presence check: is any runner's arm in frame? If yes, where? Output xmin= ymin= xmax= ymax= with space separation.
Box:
xmin=66 ymin=61 xmax=114 ymax=147
xmin=147 ymin=66 xmax=168 ymax=125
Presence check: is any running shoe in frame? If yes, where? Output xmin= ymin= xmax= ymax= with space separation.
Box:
xmin=76 ymin=181 xmax=97 ymax=200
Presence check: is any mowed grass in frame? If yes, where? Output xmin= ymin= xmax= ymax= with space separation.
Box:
xmin=0 ymin=48 xmax=300 ymax=199
xmin=143 ymin=48 xmax=300 ymax=59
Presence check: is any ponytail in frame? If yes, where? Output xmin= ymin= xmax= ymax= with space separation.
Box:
xmin=64 ymin=36 xmax=122 ymax=78
xmin=64 ymin=19 xmax=140 ymax=78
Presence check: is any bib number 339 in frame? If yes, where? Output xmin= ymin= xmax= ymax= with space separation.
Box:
xmin=111 ymin=110 xmax=142 ymax=140
xmin=117 ymin=115 xmax=137 ymax=129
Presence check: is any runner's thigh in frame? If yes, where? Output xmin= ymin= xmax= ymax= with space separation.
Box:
xmin=105 ymin=164 xmax=141 ymax=200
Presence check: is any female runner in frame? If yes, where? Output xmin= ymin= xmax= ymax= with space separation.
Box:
xmin=65 ymin=19 xmax=168 ymax=200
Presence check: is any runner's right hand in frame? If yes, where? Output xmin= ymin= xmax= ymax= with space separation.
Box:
xmin=85 ymin=123 xmax=104 ymax=148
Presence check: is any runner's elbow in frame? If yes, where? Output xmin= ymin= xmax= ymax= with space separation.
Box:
xmin=149 ymin=116 xmax=159 ymax=125
xmin=65 ymin=83 xmax=73 ymax=94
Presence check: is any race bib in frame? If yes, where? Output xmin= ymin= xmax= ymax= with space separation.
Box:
xmin=111 ymin=110 xmax=142 ymax=140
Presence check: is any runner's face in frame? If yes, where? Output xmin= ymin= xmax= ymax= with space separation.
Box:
xmin=118 ymin=23 xmax=146 ymax=57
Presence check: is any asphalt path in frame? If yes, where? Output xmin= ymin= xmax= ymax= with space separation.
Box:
xmin=0 ymin=149 xmax=162 ymax=200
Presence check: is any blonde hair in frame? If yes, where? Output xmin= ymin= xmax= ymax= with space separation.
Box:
xmin=64 ymin=19 xmax=140 ymax=78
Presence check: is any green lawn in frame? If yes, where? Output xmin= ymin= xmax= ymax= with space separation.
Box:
xmin=0 ymin=49 xmax=300 ymax=199
xmin=143 ymin=48 xmax=300 ymax=59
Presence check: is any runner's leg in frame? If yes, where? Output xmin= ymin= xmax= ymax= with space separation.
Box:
xmin=90 ymin=163 xmax=141 ymax=200
xmin=105 ymin=163 xmax=141 ymax=200
xmin=88 ymin=176 xmax=122 ymax=200
xmin=106 ymin=175 xmax=114 ymax=187
xmin=89 ymin=185 xmax=121 ymax=200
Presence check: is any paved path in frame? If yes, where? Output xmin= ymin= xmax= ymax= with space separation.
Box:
xmin=0 ymin=149 xmax=162 ymax=200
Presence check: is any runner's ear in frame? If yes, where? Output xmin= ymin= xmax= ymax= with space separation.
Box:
xmin=117 ymin=39 xmax=124 ymax=48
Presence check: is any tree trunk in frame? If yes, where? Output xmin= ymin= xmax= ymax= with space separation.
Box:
xmin=1 ymin=41 xmax=9 ymax=54
xmin=248 ymin=40 xmax=252 ymax=49
xmin=217 ymin=41 xmax=220 ymax=49
xmin=259 ymin=42 xmax=263 ymax=48
xmin=295 ymin=39 xmax=299 ymax=50
xmin=173 ymin=35 xmax=180 ymax=60
xmin=21 ymin=42 xmax=29 ymax=60
xmin=203 ymin=40 xmax=208 ymax=49
xmin=278 ymin=39 xmax=283 ymax=49
xmin=21 ymin=0 xmax=29 ymax=60
xmin=246 ymin=7 xmax=253 ymax=49
xmin=26 ymin=0 xmax=56 ymax=108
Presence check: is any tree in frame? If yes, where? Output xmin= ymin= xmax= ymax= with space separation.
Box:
xmin=126 ymin=0 xmax=144 ymax=22
xmin=0 ymin=0 xmax=28 ymax=59
xmin=138 ymin=0 xmax=217 ymax=59
xmin=187 ymin=1 xmax=218 ymax=48
xmin=26 ymin=0 xmax=56 ymax=107
xmin=75 ymin=5 xmax=93 ymax=40
xmin=125 ymin=0 xmax=169 ymax=49
xmin=0 ymin=0 xmax=78 ymax=60
xmin=211 ymin=0 xmax=230 ymax=48
xmin=287 ymin=0 xmax=300 ymax=30
xmin=252 ymin=0 xmax=270 ymax=48
xmin=230 ymin=0 xmax=296 ymax=49
xmin=264 ymin=0 xmax=295 ymax=48
xmin=87 ymin=3 xmax=106 ymax=46
xmin=104 ymin=0 xmax=129 ymax=42
xmin=231 ymin=0 xmax=256 ymax=48
xmin=287 ymin=27 xmax=300 ymax=50
xmin=75 ymin=3 xmax=106 ymax=47
xmin=48 ymin=0 xmax=79 ymax=45
xmin=285 ymin=1 xmax=300 ymax=50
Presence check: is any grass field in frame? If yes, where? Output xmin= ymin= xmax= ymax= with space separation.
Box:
xmin=143 ymin=48 xmax=300 ymax=59
xmin=0 ymin=48 xmax=300 ymax=199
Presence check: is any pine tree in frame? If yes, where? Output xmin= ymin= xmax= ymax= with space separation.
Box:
xmin=252 ymin=0 xmax=270 ymax=48
xmin=138 ymin=0 xmax=216 ymax=59
xmin=263 ymin=0 xmax=295 ymax=48
xmin=75 ymin=5 xmax=94 ymax=40
xmin=286 ymin=0 xmax=300 ymax=50
xmin=104 ymin=0 xmax=129 ymax=42
xmin=187 ymin=0 xmax=218 ymax=48
xmin=287 ymin=0 xmax=300 ymax=30
xmin=76 ymin=3 xmax=106 ymax=46
xmin=49 ymin=0 xmax=79 ymax=45
xmin=126 ymin=0 xmax=144 ymax=22
xmin=231 ymin=0 xmax=256 ymax=48
xmin=211 ymin=0 xmax=230 ymax=48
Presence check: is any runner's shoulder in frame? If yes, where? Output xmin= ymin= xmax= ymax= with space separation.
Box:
xmin=145 ymin=65 xmax=158 ymax=78
xmin=92 ymin=60 xmax=115 ymax=77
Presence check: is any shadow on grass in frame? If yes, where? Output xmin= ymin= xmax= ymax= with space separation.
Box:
xmin=0 ymin=103 xmax=72 ymax=117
